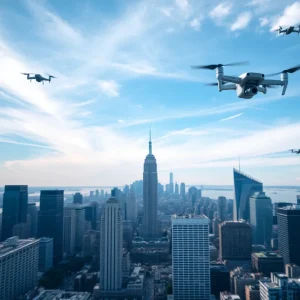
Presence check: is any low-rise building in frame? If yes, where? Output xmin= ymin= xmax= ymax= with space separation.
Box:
xmin=245 ymin=285 xmax=260 ymax=300
xmin=211 ymin=262 xmax=230 ymax=298
xmin=220 ymin=292 xmax=241 ymax=300
xmin=33 ymin=289 xmax=91 ymax=299
xmin=251 ymin=252 xmax=284 ymax=277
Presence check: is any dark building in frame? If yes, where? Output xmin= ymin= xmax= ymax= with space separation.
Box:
xmin=218 ymin=196 xmax=227 ymax=221
xmin=251 ymin=252 xmax=284 ymax=277
xmin=233 ymin=169 xmax=263 ymax=221
xmin=38 ymin=190 xmax=64 ymax=264
xmin=73 ymin=192 xmax=83 ymax=204
xmin=27 ymin=203 xmax=38 ymax=237
xmin=84 ymin=202 xmax=99 ymax=230
xmin=219 ymin=221 xmax=252 ymax=261
xmin=249 ymin=192 xmax=273 ymax=246
xmin=1 ymin=185 xmax=28 ymax=241
xmin=277 ymin=205 xmax=300 ymax=265
xmin=210 ymin=262 xmax=230 ymax=298
xmin=273 ymin=202 xmax=293 ymax=225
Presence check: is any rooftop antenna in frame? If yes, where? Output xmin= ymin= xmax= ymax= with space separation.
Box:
xmin=149 ymin=126 xmax=152 ymax=155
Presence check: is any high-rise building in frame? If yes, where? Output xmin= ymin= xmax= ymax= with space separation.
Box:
xmin=0 ymin=237 xmax=39 ymax=300
xmin=38 ymin=237 xmax=53 ymax=272
xmin=142 ymin=132 xmax=159 ymax=238
xmin=84 ymin=202 xmax=99 ymax=230
xmin=286 ymin=263 xmax=300 ymax=278
xmin=219 ymin=221 xmax=252 ymax=261
xmin=233 ymin=169 xmax=263 ymax=221
xmin=1 ymin=185 xmax=28 ymax=241
xmin=38 ymin=190 xmax=64 ymax=264
xmin=245 ymin=285 xmax=260 ymax=300
xmin=172 ymin=214 xmax=210 ymax=300
xmin=175 ymin=182 xmax=179 ymax=194
xmin=218 ymin=196 xmax=227 ymax=221
xmin=180 ymin=183 xmax=186 ymax=200
xmin=126 ymin=190 xmax=137 ymax=223
xmin=251 ymin=252 xmax=284 ymax=277
xmin=277 ymin=205 xmax=300 ymax=265
xmin=210 ymin=262 xmax=230 ymax=298
xmin=27 ymin=203 xmax=38 ymax=237
xmin=273 ymin=202 xmax=293 ymax=225
xmin=63 ymin=207 xmax=76 ymax=256
xmin=73 ymin=192 xmax=83 ymax=204
xmin=169 ymin=172 xmax=174 ymax=194
xmin=100 ymin=197 xmax=123 ymax=291
xmin=249 ymin=192 xmax=273 ymax=246
xmin=75 ymin=206 xmax=85 ymax=251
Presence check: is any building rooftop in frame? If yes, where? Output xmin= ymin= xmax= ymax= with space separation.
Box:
xmin=172 ymin=214 xmax=208 ymax=219
xmin=33 ymin=290 xmax=91 ymax=300
xmin=252 ymin=252 xmax=282 ymax=259
xmin=0 ymin=237 xmax=38 ymax=258
xmin=279 ymin=205 xmax=300 ymax=210
xmin=220 ymin=293 xmax=241 ymax=300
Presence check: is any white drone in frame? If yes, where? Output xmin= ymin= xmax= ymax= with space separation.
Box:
xmin=192 ymin=61 xmax=300 ymax=99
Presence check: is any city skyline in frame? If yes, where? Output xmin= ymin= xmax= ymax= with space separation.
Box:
xmin=1 ymin=1 xmax=300 ymax=186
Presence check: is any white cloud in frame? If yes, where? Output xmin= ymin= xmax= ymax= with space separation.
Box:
xmin=97 ymin=80 xmax=120 ymax=97
xmin=230 ymin=12 xmax=252 ymax=31
xmin=160 ymin=7 xmax=173 ymax=17
xmin=259 ymin=17 xmax=269 ymax=27
xmin=74 ymin=99 xmax=96 ymax=107
xmin=220 ymin=113 xmax=244 ymax=121
xmin=271 ymin=2 xmax=300 ymax=30
xmin=247 ymin=0 xmax=270 ymax=6
xmin=175 ymin=0 xmax=189 ymax=12
xmin=209 ymin=2 xmax=232 ymax=20
xmin=118 ymin=119 xmax=125 ymax=123
xmin=190 ymin=18 xmax=201 ymax=31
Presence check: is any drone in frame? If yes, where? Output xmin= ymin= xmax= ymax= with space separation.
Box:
xmin=290 ymin=149 xmax=300 ymax=154
xmin=191 ymin=61 xmax=300 ymax=99
xmin=21 ymin=73 xmax=56 ymax=84
xmin=275 ymin=26 xmax=300 ymax=35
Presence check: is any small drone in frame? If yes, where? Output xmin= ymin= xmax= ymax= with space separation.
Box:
xmin=290 ymin=149 xmax=300 ymax=154
xmin=191 ymin=61 xmax=300 ymax=99
xmin=275 ymin=26 xmax=300 ymax=35
xmin=21 ymin=73 xmax=56 ymax=84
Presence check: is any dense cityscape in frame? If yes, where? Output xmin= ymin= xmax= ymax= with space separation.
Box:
xmin=0 ymin=137 xmax=300 ymax=300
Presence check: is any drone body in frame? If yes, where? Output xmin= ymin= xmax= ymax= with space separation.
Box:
xmin=21 ymin=73 xmax=56 ymax=84
xmin=290 ymin=149 xmax=300 ymax=154
xmin=192 ymin=62 xmax=300 ymax=99
xmin=276 ymin=26 xmax=300 ymax=35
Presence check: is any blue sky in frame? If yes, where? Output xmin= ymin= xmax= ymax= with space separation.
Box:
xmin=1 ymin=0 xmax=300 ymax=186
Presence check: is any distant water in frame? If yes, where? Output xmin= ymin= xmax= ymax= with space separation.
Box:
xmin=195 ymin=185 xmax=299 ymax=203
xmin=1 ymin=185 xmax=299 ymax=205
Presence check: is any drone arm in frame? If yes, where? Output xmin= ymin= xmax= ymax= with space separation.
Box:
xmin=221 ymin=84 xmax=236 ymax=91
xmin=222 ymin=75 xmax=241 ymax=84
xmin=27 ymin=76 xmax=35 ymax=80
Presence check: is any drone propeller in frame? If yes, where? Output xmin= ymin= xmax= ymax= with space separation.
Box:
xmin=205 ymin=82 xmax=218 ymax=86
xmin=21 ymin=72 xmax=34 ymax=75
xmin=191 ymin=61 xmax=249 ymax=70
xmin=46 ymin=73 xmax=57 ymax=78
xmin=266 ymin=65 xmax=300 ymax=77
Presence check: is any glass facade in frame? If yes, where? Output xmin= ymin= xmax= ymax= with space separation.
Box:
xmin=233 ymin=169 xmax=263 ymax=221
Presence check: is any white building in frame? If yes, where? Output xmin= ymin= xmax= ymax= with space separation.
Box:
xmin=63 ymin=207 xmax=76 ymax=256
xmin=100 ymin=197 xmax=123 ymax=291
xmin=0 ymin=236 xmax=39 ymax=300
xmin=172 ymin=214 xmax=211 ymax=300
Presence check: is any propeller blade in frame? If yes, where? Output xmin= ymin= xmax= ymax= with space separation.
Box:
xmin=45 ymin=73 xmax=57 ymax=78
xmin=266 ymin=65 xmax=300 ymax=77
xmin=205 ymin=82 xmax=218 ymax=86
xmin=191 ymin=61 xmax=248 ymax=70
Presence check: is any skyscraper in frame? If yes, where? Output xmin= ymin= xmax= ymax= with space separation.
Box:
xmin=126 ymin=190 xmax=137 ymax=223
xmin=219 ymin=221 xmax=252 ymax=261
xmin=100 ymin=197 xmax=123 ymax=291
xmin=180 ymin=182 xmax=186 ymax=200
xmin=218 ymin=196 xmax=227 ymax=221
xmin=233 ymin=169 xmax=263 ymax=221
xmin=169 ymin=172 xmax=174 ymax=194
xmin=277 ymin=205 xmax=300 ymax=265
xmin=172 ymin=214 xmax=210 ymax=300
xmin=249 ymin=192 xmax=273 ymax=246
xmin=73 ymin=192 xmax=83 ymax=204
xmin=75 ymin=206 xmax=85 ymax=251
xmin=1 ymin=185 xmax=28 ymax=241
xmin=27 ymin=203 xmax=38 ymax=238
xmin=142 ymin=132 xmax=159 ymax=238
xmin=175 ymin=182 xmax=179 ymax=194
xmin=63 ymin=207 xmax=76 ymax=256
xmin=38 ymin=190 xmax=64 ymax=264
xmin=38 ymin=237 xmax=53 ymax=273
xmin=0 ymin=237 xmax=39 ymax=300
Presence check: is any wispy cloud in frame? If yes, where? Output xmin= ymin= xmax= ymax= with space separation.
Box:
xmin=190 ymin=18 xmax=201 ymax=31
xmin=0 ymin=139 xmax=58 ymax=150
xmin=230 ymin=12 xmax=252 ymax=31
xmin=209 ymin=2 xmax=232 ymax=21
xmin=97 ymin=80 xmax=120 ymax=97
xmin=271 ymin=2 xmax=300 ymax=30
xmin=220 ymin=113 xmax=244 ymax=121
xmin=74 ymin=99 xmax=96 ymax=107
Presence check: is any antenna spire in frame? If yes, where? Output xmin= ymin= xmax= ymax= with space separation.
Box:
xmin=149 ymin=127 xmax=152 ymax=155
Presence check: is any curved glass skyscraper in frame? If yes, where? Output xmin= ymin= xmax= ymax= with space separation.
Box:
xmin=233 ymin=168 xmax=263 ymax=221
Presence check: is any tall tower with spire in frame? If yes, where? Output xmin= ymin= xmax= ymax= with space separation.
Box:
xmin=141 ymin=130 xmax=159 ymax=238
